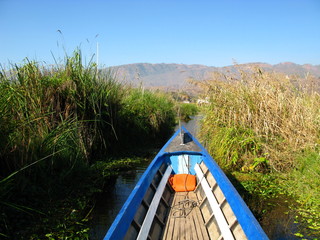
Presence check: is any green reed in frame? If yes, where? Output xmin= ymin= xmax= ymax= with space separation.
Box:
xmin=0 ymin=50 xmax=176 ymax=238
xmin=0 ymin=51 xmax=120 ymax=176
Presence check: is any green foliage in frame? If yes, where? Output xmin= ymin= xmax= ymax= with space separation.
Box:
xmin=235 ymin=172 xmax=285 ymax=200
xmin=118 ymin=87 xmax=176 ymax=148
xmin=177 ymin=103 xmax=198 ymax=122
xmin=200 ymin=125 xmax=264 ymax=171
xmin=0 ymin=50 xmax=176 ymax=239
xmin=284 ymin=151 xmax=320 ymax=236
xmin=93 ymin=157 xmax=149 ymax=177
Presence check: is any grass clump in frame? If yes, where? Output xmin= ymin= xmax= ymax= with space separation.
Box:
xmin=0 ymin=51 xmax=122 ymax=174
xmin=197 ymin=66 xmax=320 ymax=172
xmin=118 ymin=88 xmax=176 ymax=148
xmin=177 ymin=103 xmax=199 ymax=122
xmin=195 ymin=65 xmax=320 ymax=237
xmin=284 ymin=151 xmax=320 ymax=235
xmin=0 ymin=50 xmax=176 ymax=239
xmin=0 ymin=52 xmax=123 ymax=238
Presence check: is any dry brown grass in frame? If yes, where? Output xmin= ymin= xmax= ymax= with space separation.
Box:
xmin=194 ymin=65 xmax=320 ymax=172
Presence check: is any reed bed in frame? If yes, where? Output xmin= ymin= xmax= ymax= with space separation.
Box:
xmin=0 ymin=51 xmax=176 ymax=238
xmin=177 ymin=102 xmax=199 ymax=122
xmin=196 ymin=65 xmax=320 ymax=172
xmin=0 ymin=52 xmax=119 ymax=176
xmin=119 ymin=88 xmax=175 ymax=145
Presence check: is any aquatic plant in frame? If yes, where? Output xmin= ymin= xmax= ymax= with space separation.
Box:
xmin=117 ymin=87 xmax=176 ymax=148
xmin=195 ymin=65 xmax=320 ymax=237
xmin=196 ymin=65 xmax=320 ymax=172
xmin=0 ymin=50 xmax=176 ymax=238
xmin=284 ymin=151 xmax=320 ymax=237
xmin=177 ymin=102 xmax=199 ymax=122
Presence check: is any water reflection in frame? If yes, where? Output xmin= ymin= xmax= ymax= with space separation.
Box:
xmin=89 ymin=166 xmax=147 ymax=239
xmin=175 ymin=115 xmax=203 ymax=137
xmin=90 ymin=116 xmax=201 ymax=239
xmin=89 ymin=115 xmax=301 ymax=240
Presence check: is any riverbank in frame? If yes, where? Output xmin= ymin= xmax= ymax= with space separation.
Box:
xmin=196 ymin=66 xmax=320 ymax=238
xmin=88 ymin=116 xmax=202 ymax=239
xmin=0 ymin=52 xmax=176 ymax=239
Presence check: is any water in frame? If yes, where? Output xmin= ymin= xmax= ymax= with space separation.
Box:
xmin=89 ymin=166 xmax=148 ymax=239
xmin=89 ymin=116 xmax=304 ymax=239
xmin=175 ymin=115 xmax=203 ymax=136
xmin=89 ymin=117 xmax=201 ymax=239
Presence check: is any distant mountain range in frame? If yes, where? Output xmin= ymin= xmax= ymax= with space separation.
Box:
xmin=107 ymin=62 xmax=320 ymax=89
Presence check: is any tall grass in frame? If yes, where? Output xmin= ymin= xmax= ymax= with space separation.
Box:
xmin=0 ymin=51 xmax=121 ymax=177
xmin=177 ymin=103 xmax=199 ymax=122
xmin=0 ymin=49 xmax=176 ymax=183
xmin=196 ymin=65 xmax=320 ymax=236
xmin=117 ymin=88 xmax=176 ymax=148
xmin=0 ymin=50 xmax=176 ymax=238
xmin=196 ymin=65 xmax=320 ymax=172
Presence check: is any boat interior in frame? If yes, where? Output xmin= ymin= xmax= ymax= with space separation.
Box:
xmin=123 ymin=158 xmax=248 ymax=240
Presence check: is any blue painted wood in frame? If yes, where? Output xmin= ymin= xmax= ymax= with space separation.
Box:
xmin=104 ymin=127 xmax=269 ymax=240
xmin=103 ymin=129 xmax=182 ymax=240
xmin=182 ymin=126 xmax=269 ymax=240
xmin=170 ymin=154 xmax=202 ymax=175
xmin=103 ymin=155 xmax=165 ymax=240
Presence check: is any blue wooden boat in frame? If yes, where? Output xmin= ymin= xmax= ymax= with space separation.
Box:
xmin=104 ymin=127 xmax=269 ymax=240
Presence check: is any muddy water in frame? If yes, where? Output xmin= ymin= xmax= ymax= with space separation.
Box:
xmin=89 ymin=116 xmax=300 ymax=239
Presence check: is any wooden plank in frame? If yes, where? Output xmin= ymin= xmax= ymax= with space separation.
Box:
xmin=193 ymin=208 xmax=202 ymax=239
xmin=137 ymin=165 xmax=172 ymax=240
xmin=195 ymin=163 xmax=235 ymax=240
xmin=191 ymin=196 xmax=203 ymax=239
xmin=178 ymin=154 xmax=190 ymax=174
xmin=183 ymin=193 xmax=189 ymax=239
xmin=172 ymin=194 xmax=181 ymax=240
xmin=162 ymin=193 xmax=177 ymax=240
xmin=163 ymin=192 xmax=210 ymax=240
xmin=189 ymin=207 xmax=198 ymax=240
xmin=193 ymin=201 xmax=210 ymax=240
xmin=185 ymin=206 xmax=192 ymax=240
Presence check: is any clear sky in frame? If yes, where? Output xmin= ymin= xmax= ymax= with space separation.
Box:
xmin=1 ymin=0 xmax=319 ymax=67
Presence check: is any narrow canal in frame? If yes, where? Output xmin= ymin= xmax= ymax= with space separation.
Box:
xmin=89 ymin=118 xmax=200 ymax=239
xmin=89 ymin=116 xmax=300 ymax=240
xmin=89 ymin=165 xmax=148 ymax=239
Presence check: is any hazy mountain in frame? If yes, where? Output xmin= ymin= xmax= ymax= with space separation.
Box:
xmin=107 ymin=62 xmax=320 ymax=89
xmin=108 ymin=63 xmax=218 ymax=89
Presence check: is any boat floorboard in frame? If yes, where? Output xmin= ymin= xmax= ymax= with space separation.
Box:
xmin=162 ymin=192 xmax=210 ymax=240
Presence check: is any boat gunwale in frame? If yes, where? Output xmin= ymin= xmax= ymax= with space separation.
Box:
xmin=104 ymin=128 xmax=183 ymax=240
xmin=104 ymin=127 xmax=268 ymax=240
xmin=183 ymin=126 xmax=268 ymax=240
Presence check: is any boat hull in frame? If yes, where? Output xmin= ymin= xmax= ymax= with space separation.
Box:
xmin=104 ymin=127 xmax=268 ymax=240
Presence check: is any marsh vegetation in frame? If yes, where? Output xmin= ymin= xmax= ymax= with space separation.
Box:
xmin=0 ymin=51 xmax=176 ymax=239
xmin=193 ymin=65 xmax=320 ymax=238
xmin=1 ymin=51 xmax=319 ymax=239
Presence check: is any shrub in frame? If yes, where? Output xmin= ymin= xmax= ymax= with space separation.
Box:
xmin=177 ymin=103 xmax=198 ymax=122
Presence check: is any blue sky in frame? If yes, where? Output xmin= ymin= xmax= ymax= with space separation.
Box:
xmin=1 ymin=0 xmax=319 ymax=67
